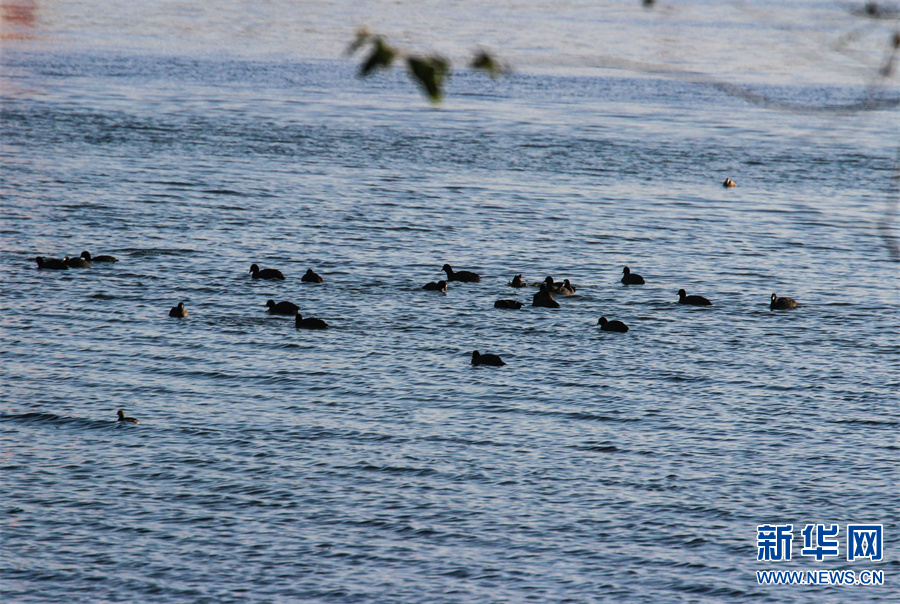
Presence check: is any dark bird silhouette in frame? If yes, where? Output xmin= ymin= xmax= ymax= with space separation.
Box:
xmin=169 ymin=302 xmax=188 ymax=318
xmin=64 ymin=255 xmax=91 ymax=268
xmin=81 ymin=251 xmax=117 ymax=263
xmin=266 ymin=300 xmax=300 ymax=315
xmin=117 ymin=409 xmax=139 ymax=424
xmin=295 ymin=312 xmax=328 ymax=330
xmin=494 ymin=299 xmax=523 ymax=309
xmin=598 ymin=317 xmax=629 ymax=332
xmin=301 ymin=269 xmax=323 ymax=283
xmin=442 ymin=263 xmax=481 ymax=282
xmin=407 ymin=55 xmax=450 ymax=103
xmin=35 ymin=256 xmax=68 ymax=270
xmin=358 ymin=35 xmax=397 ymax=77
xmin=621 ymin=266 xmax=645 ymax=285
xmin=508 ymin=274 xmax=527 ymax=288
xmin=470 ymin=50 xmax=505 ymax=78
xmin=472 ymin=350 xmax=505 ymax=366
xmin=543 ymin=276 xmax=576 ymax=295
xmin=723 ymin=178 xmax=737 ymax=187
xmin=249 ymin=263 xmax=285 ymax=280
xmin=423 ymin=280 xmax=447 ymax=292
xmin=677 ymin=289 xmax=712 ymax=306
xmin=557 ymin=279 xmax=576 ymax=295
xmin=770 ymin=293 xmax=798 ymax=310
xmin=532 ymin=284 xmax=560 ymax=308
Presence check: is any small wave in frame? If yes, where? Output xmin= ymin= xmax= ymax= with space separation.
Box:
xmin=421 ymin=434 xmax=504 ymax=447
xmin=580 ymin=444 xmax=621 ymax=453
xmin=146 ymin=180 xmax=196 ymax=186
xmin=118 ymin=248 xmax=196 ymax=257
xmin=831 ymin=418 xmax=899 ymax=428
xmin=202 ymin=189 xmax=245 ymax=196
xmin=0 ymin=411 xmax=116 ymax=430
xmin=357 ymin=464 xmax=438 ymax=477
xmin=671 ymin=583 xmax=750 ymax=598
xmin=483 ymin=405 xmax=642 ymax=424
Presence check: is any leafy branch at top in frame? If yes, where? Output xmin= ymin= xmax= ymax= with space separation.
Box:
xmin=345 ymin=28 xmax=507 ymax=103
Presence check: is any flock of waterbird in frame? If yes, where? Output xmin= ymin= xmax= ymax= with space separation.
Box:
xmin=34 ymin=241 xmax=799 ymax=422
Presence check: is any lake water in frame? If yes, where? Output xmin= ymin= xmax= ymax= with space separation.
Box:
xmin=1 ymin=1 xmax=898 ymax=602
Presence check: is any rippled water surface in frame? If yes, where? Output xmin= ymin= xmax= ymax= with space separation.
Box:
xmin=1 ymin=1 xmax=898 ymax=602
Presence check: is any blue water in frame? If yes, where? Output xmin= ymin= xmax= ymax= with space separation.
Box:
xmin=2 ymin=1 xmax=898 ymax=602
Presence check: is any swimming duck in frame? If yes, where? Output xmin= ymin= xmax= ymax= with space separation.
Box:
xmin=295 ymin=312 xmax=328 ymax=330
xmin=266 ymin=300 xmax=300 ymax=315
xmin=598 ymin=317 xmax=629 ymax=332
xmin=301 ymin=269 xmax=323 ymax=283
xmin=677 ymin=289 xmax=712 ymax=306
xmin=494 ymin=299 xmax=523 ymax=309
xmin=621 ymin=266 xmax=644 ymax=285
xmin=723 ymin=178 xmax=737 ymax=187
xmin=472 ymin=350 xmax=505 ymax=366
xmin=442 ymin=263 xmax=481 ymax=283
xmin=423 ymin=280 xmax=448 ymax=292
xmin=35 ymin=256 xmax=68 ymax=270
xmin=81 ymin=251 xmax=118 ymax=263
xmin=542 ymin=276 xmax=576 ymax=295
xmin=532 ymin=284 xmax=560 ymax=308
xmin=169 ymin=302 xmax=188 ymax=318
xmin=508 ymin=275 xmax=527 ymax=288
xmin=249 ymin=263 xmax=285 ymax=280
xmin=770 ymin=293 xmax=798 ymax=310
xmin=64 ymin=255 xmax=91 ymax=268
xmin=557 ymin=279 xmax=576 ymax=295
xmin=117 ymin=409 xmax=139 ymax=424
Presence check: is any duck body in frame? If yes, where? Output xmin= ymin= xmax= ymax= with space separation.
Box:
xmin=543 ymin=276 xmax=576 ymax=295
xmin=249 ymin=263 xmax=285 ymax=281
xmin=472 ymin=350 xmax=505 ymax=366
xmin=169 ymin=302 xmax=188 ymax=318
xmin=301 ymin=269 xmax=323 ymax=283
xmin=295 ymin=313 xmax=328 ymax=330
xmin=35 ymin=256 xmax=68 ymax=270
xmin=423 ymin=280 xmax=447 ymax=292
xmin=557 ymin=279 xmax=576 ymax=295
xmin=677 ymin=289 xmax=712 ymax=306
xmin=494 ymin=299 xmax=523 ymax=309
xmin=598 ymin=317 xmax=629 ymax=332
xmin=508 ymin=275 xmax=527 ymax=288
xmin=64 ymin=255 xmax=91 ymax=268
xmin=266 ymin=300 xmax=300 ymax=315
xmin=442 ymin=263 xmax=481 ymax=283
xmin=532 ymin=284 xmax=560 ymax=308
xmin=543 ymin=276 xmax=560 ymax=291
xmin=770 ymin=293 xmax=798 ymax=310
xmin=117 ymin=409 xmax=139 ymax=424
xmin=81 ymin=251 xmax=117 ymax=263
xmin=621 ymin=266 xmax=644 ymax=285
xmin=723 ymin=178 xmax=737 ymax=187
